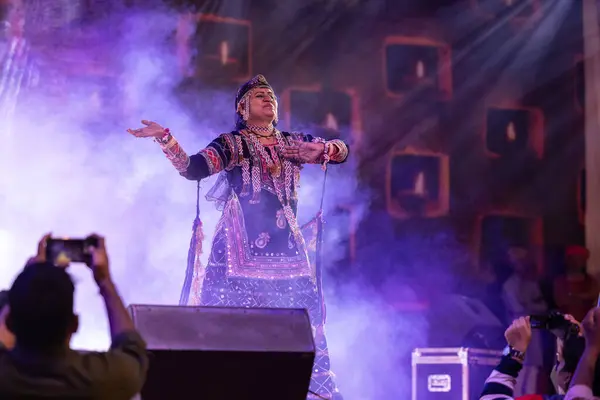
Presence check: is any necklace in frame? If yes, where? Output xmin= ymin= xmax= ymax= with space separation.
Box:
xmin=243 ymin=130 xmax=305 ymax=249
xmin=246 ymin=124 xmax=274 ymax=136
xmin=244 ymin=130 xmax=281 ymax=177
xmin=252 ymin=132 xmax=274 ymax=138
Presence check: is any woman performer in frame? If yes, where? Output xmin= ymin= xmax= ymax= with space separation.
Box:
xmin=127 ymin=75 xmax=348 ymax=399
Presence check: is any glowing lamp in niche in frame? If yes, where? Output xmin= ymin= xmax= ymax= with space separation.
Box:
xmin=382 ymin=37 xmax=452 ymax=99
xmin=386 ymin=45 xmax=436 ymax=93
xmin=177 ymin=14 xmax=251 ymax=83
xmin=484 ymin=107 xmax=544 ymax=159
xmin=219 ymin=41 xmax=230 ymax=65
xmin=323 ymin=112 xmax=339 ymax=132
xmin=385 ymin=149 xmax=450 ymax=219
xmin=506 ymin=122 xmax=516 ymax=142
xmin=281 ymin=86 xmax=358 ymax=142
xmin=416 ymin=60 xmax=426 ymax=80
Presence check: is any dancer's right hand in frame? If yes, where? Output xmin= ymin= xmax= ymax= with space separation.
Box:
xmin=127 ymin=120 xmax=166 ymax=138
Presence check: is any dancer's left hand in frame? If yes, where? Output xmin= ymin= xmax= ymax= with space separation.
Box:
xmin=281 ymin=140 xmax=324 ymax=164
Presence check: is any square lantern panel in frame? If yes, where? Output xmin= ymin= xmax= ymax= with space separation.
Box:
xmin=575 ymin=56 xmax=584 ymax=114
xmin=282 ymin=86 xmax=358 ymax=143
xmin=179 ymin=14 xmax=251 ymax=84
xmin=385 ymin=149 xmax=450 ymax=219
xmin=484 ymin=107 xmax=544 ymax=159
xmin=578 ymin=168 xmax=586 ymax=225
xmin=383 ymin=37 xmax=452 ymax=99
xmin=476 ymin=214 xmax=543 ymax=271
xmin=470 ymin=0 xmax=540 ymax=19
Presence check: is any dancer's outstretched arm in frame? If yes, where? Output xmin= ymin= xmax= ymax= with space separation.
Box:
xmin=127 ymin=120 xmax=237 ymax=181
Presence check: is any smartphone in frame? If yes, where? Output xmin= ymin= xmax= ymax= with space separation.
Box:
xmin=46 ymin=237 xmax=98 ymax=265
xmin=597 ymin=292 xmax=600 ymax=307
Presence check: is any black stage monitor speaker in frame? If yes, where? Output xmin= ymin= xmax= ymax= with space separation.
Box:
xmin=128 ymin=305 xmax=315 ymax=400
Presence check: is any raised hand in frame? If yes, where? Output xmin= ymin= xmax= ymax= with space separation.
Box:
xmin=505 ymin=316 xmax=532 ymax=353
xmin=85 ymin=234 xmax=111 ymax=284
xmin=281 ymin=140 xmax=324 ymax=164
xmin=127 ymin=120 xmax=166 ymax=139
xmin=582 ymin=307 xmax=600 ymax=351
xmin=24 ymin=233 xmax=51 ymax=267
xmin=564 ymin=314 xmax=583 ymax=336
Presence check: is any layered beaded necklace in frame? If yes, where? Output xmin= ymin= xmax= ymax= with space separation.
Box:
xmin=242 ymin=126 xmax=304 ymax=246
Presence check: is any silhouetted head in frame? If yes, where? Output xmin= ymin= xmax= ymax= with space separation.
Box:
xmin=6 ymin=262 xmax=78 ymax=351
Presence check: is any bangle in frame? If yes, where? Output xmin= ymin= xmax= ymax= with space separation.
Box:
xmin=311 ymin=137 xmax=330 ymax=170
xmin=155 ymin=128 xmax=171 ymax=145
xmin=503 ymin=345 xmax=526 ymax=362
xmin=321 ymin=142 xmax=331 ymax=171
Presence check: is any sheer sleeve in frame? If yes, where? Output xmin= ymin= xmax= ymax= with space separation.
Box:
xmin=157 ymin=133 xmax=239 ymax=181
xmin=289 ymin=132 xmax=350 ymax=164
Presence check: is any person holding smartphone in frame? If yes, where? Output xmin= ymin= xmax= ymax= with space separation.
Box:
xmin=0 ymin=234 xmax=148 ymax=399
xmin=480 ymin=314 xmax=585 ymax=400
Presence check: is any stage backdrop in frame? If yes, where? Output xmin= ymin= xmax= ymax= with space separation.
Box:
xmin=0 ymin=0 xmax=589 ymax=305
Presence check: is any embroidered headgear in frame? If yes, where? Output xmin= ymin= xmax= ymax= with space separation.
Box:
xmin=235 ymin=74 xmax=274 ymax=109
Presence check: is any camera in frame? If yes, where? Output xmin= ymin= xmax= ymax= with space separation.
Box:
xmin=530 ymin=310 xmax=580 ymax=341
xmin=45 ymin=236 xmax=98 ymax=265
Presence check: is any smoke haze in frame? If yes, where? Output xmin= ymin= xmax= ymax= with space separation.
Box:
xmin=0 ymin=3 xmax=494 ymax=399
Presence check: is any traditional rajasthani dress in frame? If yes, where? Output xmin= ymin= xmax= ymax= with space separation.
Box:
xmin=155 ymin=75 xmax=349 ymax=399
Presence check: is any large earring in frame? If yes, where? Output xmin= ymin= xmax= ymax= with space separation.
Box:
xmin=243 ymin=100 xmax=250 ymax=121
xmin=272 ymin=100 xmax=279 ymax=124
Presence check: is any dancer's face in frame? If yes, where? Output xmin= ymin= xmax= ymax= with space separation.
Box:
xmin=247 ymin=87 xmax=277 ymax=123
